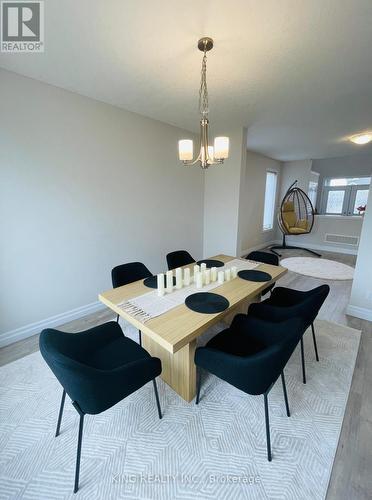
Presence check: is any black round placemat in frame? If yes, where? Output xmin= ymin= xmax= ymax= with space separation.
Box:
xmin=238 ymin=270 xmax=272 ymax=282
xmin=196 ymin=259 xmax=224 ymax=268
xmin=143 ymin=275 xmax=176 ymax=289
xmin=185 ymin=292 xmax=229 ymax=314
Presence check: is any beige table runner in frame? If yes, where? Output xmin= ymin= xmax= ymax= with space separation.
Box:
xmin=117 ymin=259 xmax=259 ymax=322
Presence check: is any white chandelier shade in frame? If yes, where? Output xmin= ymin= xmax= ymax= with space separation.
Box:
xmin=178 ymin=37 xmax=229 ymax=169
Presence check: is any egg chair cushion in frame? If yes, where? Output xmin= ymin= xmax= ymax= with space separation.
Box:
xmin=296 ymin=219 xmax=309 ymax=230
xmin=282 ymin=211 xmax=297 ymax=230
xmin=287 ymin=227 xmax=308 ymax=234
xmin=283 ymin=201 xmax=295 ymax=212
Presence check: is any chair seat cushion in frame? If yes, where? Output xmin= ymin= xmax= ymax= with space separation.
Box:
xmin=89 ymin=336 xmax=150 ymax=370
xmin=206 ymin=328 xmax=266 ymax=357
xmin=287 ymin=227 xmax=308 ymax=234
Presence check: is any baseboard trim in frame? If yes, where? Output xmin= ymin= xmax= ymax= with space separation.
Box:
xmin=240 ymin=240 xmax=278 ymax=257
xmin=272 ymin=239 xmax=358 ymax=256
xmin=0 ymin=301 xmax=106 ymax=348
xmin=346 ymin=305 xmax=372 ymax=322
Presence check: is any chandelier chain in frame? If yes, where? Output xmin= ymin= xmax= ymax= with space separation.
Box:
xmin=199 ymin=48 xmax=209 ymax=117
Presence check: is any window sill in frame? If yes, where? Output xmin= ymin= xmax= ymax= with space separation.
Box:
xmin=315 ymin=214 xmax=364 ymax=220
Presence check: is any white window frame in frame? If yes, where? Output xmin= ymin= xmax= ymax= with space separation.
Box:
xmin=320 ymin=178 xmax=370 ymax=216
xmin=263 ymin=170 xmax=278 ymax=231
xmin=308 ymin=171 xmax=320 ymax=209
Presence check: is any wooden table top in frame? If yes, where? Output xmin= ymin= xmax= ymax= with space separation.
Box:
xmin=99 ymin=254 xmax=287 ymax=354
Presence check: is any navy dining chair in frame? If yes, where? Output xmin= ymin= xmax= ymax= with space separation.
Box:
xmin=111 ymin=261 xmax=152 ymax=345
xmin=40 ymin=321 xmax=162 ymax=493
xmin=248 ymin=285 xmax=330 ymax=383
xmin=195 ymin=314 xmax=305 ymax=461
xmin=166 ymin=250 xmax=195 ymax=270
xmin=246 ymin=250 xmax=279 ymax=296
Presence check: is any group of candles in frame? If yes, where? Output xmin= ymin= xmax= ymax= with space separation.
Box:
xmin=156 ymin=263 xmax=238 ymax=297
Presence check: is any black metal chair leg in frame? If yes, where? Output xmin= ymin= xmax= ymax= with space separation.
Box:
xmin=195 ymin=369 xmax=202 ymax=405
xmin=55 ymin=389 xmax=66 ymax=437
xmin=300 ymin=337 xmax=306 ymax=384
xmin=116 ymin=314 xmax=119 ymax=323
xmin=138 ymin=330 xmax=142 ymax=346
xmin=152 ymin=379 xmax=162 ymax=419
xmin=264 ymin=392 xmax=272 ymax=462
xmin=281 ymin=372 xmax=290 ymax=417
xmin=73 ymin=412 xmax=84 ymax=494
xmin=311 ymin=323 xmax=319 ymax=362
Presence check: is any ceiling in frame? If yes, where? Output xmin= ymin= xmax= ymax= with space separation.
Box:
xmin=1 ymin=0 xmax=372 ymax=161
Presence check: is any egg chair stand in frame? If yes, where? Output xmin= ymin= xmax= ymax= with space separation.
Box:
xmin=270 ymin=181 xmax=321 ymax=258
xmin=270 ymin=234 xmax=321 ymax=258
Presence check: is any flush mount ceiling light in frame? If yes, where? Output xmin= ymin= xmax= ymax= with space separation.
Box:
xmin=178 ymin=37 xmax=229 ymax=169
xmin=349 ymin=133 xmax=372 ymax=145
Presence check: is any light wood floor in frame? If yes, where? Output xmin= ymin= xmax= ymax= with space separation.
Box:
xmin=0 ymin=249 xmax=371 ymax=500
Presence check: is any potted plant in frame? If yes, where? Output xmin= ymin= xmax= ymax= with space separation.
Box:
xmin=357 ymin=204 xmax=366 ymax=216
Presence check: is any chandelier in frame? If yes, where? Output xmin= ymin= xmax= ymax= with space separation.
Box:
xmin=178 ymin=37 xmax=229 ymax=169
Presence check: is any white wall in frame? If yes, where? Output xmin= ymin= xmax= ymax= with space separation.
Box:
xmin=203 ymin=127 xmax=247 ymax=258
xmin=279 ymin=160 xmax=313 ymax=201
xmin=240 ymin=151 xmax=281 ymax=253
xmin=0 ymin=70 xmax=204 ymax=338
xmin=347 ymin=185 xmax=372 ymax=320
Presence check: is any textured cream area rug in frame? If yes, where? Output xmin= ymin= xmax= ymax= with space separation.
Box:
xmin=0 ymin=320 xmax=360 ymax=500
xmin=280 ymin=257 xmax=354 ymax=280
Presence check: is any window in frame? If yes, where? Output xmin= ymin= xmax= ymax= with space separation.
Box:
xmin=325 ymin=190 xmax=345 ymax=214
xmin=263 ymin=171 xmax=278 ymax=230
xmin=321 ymin=176 xmax=370 ymax=215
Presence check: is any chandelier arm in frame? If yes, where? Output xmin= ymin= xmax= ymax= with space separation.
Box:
xmin=202 ymin=118 xmax=210 ymax=168
xmin=205 ymin=119 xmax=214 ymax=163
xmin=182 ymin=151 xmax=202 ymax=166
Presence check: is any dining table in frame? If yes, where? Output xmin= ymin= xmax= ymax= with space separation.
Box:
xmin=99 ymin=254 xmax=287 ymax=402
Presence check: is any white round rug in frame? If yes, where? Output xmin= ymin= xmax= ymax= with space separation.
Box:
xmin=280 ymin=257 xmax=354 ymax=280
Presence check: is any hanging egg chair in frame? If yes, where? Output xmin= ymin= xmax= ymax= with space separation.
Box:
xmin=270 ymin=181 xmax=321 ymax=257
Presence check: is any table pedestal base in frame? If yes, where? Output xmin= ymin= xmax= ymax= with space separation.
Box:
xmin=142 ymin=295 xmax=260 ymax=402
xmin=142 ymin=335 xmax=197 ymax=402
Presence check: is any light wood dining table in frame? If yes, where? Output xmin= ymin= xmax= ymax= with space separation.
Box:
xmin=99 ymin=254 xmax=287 ymax=402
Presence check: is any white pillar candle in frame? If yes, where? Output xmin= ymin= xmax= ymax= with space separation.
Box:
xmin=211 ymin=267 xmax=217 ymax=282
xmin=231 ymin=266 xmax=238 ymax=278
xmin=157 ymin=273 xmax=165 ymax=297
xmin=176 ymin=268 xmax=183 ymax=289
xmin=205 ymin=269 xmax=211 ymax=285
xmin=225 ymin=269 xmax=231 ymax=281
xmin=200 ymin=262 xmax=207 ymax=273
xmin=166 ymin=270 xmax=173 ymax=293
xmin=218 ymin=271 xmax=225 ymax=285
xmin=196 ymin=272 xmax=203 ymax=289
xmin=184 ymin=267 xmax=191 ymax=286
xmin=193 ymin=265 xmax=200 ymax=282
